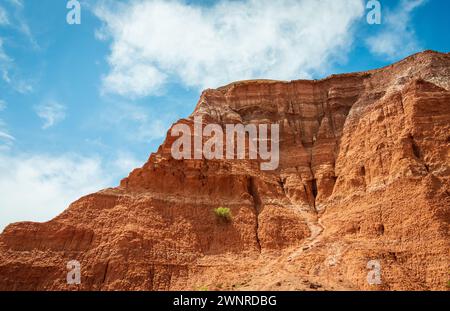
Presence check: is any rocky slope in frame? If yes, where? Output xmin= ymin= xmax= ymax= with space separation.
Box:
xmin=0 ymin=50 xmax=449 ymax=290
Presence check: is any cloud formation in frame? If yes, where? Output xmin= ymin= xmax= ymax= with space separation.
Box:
xmin=365 ymin=0 xmax=426 ymax=60
xmin=0 ymin=153 xmax=108 ymax=231
xmin=94 ymin=0 xmax=365 ymax=98
xmin=0 ymin=2 xmax=34 ymax=93
xmin=0 ymin=151 xmax=143 ymax=231
xmin=100 ymin=101 xmax=169 ymax=143
xmin=0 ymin=5 xmax=9 ymax=25
xmin=34 ymin=99 xmax=67 ymax=129
xmin=0 ymin=99 xmax=6 ymax=111
xmin=0 ymin=119 xmax=14 ymax=151
xmin=0 ymin=129 xmax=14 ymax=142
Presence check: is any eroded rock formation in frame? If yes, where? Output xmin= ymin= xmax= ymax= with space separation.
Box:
xmin=0 ymin=50 xmax=449 ymax=290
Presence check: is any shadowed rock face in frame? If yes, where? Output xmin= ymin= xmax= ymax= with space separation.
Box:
xmin=0 ymin=50 xmax=449 ymax=291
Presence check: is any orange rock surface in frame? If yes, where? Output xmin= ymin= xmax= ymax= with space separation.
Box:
xmin=0 ymin=50 xmax=449 ymax=290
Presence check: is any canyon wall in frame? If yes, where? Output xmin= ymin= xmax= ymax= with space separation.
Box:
xmin=0 ymin=50 xmax=448 ymax=290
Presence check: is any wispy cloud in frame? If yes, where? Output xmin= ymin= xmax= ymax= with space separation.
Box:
xmin=0 ymin=99 xmax=6 ymax=111
xmin=0 ymin=1 xmax=36 ymax=93
xmin=0 ymin=5 xmax=10 ymax=25
xmin=34 ymin=99 xmax=67 ymax=129
xmin=0 ymin=98 xmax=12 ymax=151
xmin=0 ymin=130 xmax=14 ymax=141
xmin=365 ymin=0 xmax=426 ymax=60
xmin=101 ymin=102 xmax=169 ymax=142
xmin=0 ymin=153 xmax=109 ymax=230
xmin=0 ymin=38 xmax=19 ymax=90
xmin=0 ymin=119 xmax=14 ymax=151
xmin=94 ymin=0 xmax=365 ymax=98
xmin=7 ymin=0 xmax=24 ymax=8
xmin=0 ymin=150 xmax=144 ymax=231
xmin=0 ymin=42 xmax=32 ymax=93
xmin=113 ymin=150 xmax=142 ymax=173
xmin=4 ymin=0 xmax=37 ymax=47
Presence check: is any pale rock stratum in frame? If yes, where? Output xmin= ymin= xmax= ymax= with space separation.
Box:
xmin=0 ymin=50 xmax=449 ymax=290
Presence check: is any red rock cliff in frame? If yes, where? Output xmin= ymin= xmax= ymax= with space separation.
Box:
xmin=0 ymin=50 xmax=449 ymax=290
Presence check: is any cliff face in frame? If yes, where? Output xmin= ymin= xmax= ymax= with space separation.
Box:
xmin=0 ymin=51 xmax=449 ymax=290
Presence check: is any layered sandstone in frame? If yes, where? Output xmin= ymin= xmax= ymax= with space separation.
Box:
xmin=0 ymin=50 xmax=449 ymax=290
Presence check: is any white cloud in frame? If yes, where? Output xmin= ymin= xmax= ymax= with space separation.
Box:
xmin=94 ymin=0 xmax=365 ymax=98
xmin=7 ymin=0 xmax=23 ymax=8
xmin=365 ymin=0 xmax=426 ymax=60
xmin=136 ymin=118 xmax=167 ymax=142
xmin=0 ymin=118 xmax=14 ymax=151
xmin=0 ymin=153 xmax=109 ymax=231
xmin=101 ymin=102 xmax=169 ymax=142
xmin=0 ymin=6 xmax=9 ymax=25
xmin=0 ymin=99 xmax=6 ymax=111
xmin=0 ymin=38 xmax=11 ymax=63
xmin=0 ymin=38 xmax=33 ymax=93
xmin=34 ymin=100 xmax=67 ymax=129
xmin=0 ymin=151 xmax=143 ymax=231
xmin=4 ymin=0 xmax=37 ymax=48
xmin=0 ymin=2 xmax=36 ymax=93
xmin=0 ymin=130 xmax=14 ymax=142
xmin=113 ymin=151 xmax=142 ymax=173
xmin=103 ymin=63 xmax=167 ymax=98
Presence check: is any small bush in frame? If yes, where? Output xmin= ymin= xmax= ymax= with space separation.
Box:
xmin=214 ymin=207 xmax=231 ymax=221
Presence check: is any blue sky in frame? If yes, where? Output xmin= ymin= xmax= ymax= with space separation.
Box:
xmin=0 ymin=0 xmax=448 ymax=230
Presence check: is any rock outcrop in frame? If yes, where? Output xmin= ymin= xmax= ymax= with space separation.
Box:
xmin=0 ymin=50 xmax=449 ymax=290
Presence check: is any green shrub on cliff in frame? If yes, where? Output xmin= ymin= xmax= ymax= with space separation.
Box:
xmin=214 ymin=207 xmax=231 ymax=221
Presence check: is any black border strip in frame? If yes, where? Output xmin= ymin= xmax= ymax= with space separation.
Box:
xmin=1 ymin=291 xmax=449 ymax=310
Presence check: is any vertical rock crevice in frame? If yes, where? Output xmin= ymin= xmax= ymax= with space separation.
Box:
xmin=102 ymin=260 xmax=110 ymax=284
xmin=247 ymin=176 xmax=262 ymax=252
xmin=409 ymin=134 xmax=422 ymax=159
xmin=278 ymin=177 xmax=287 ymax=195
xmin=308 ymin=161 xmax=318 ymax=212
xmin=409 ymin=133 xmax=431 ymax=172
